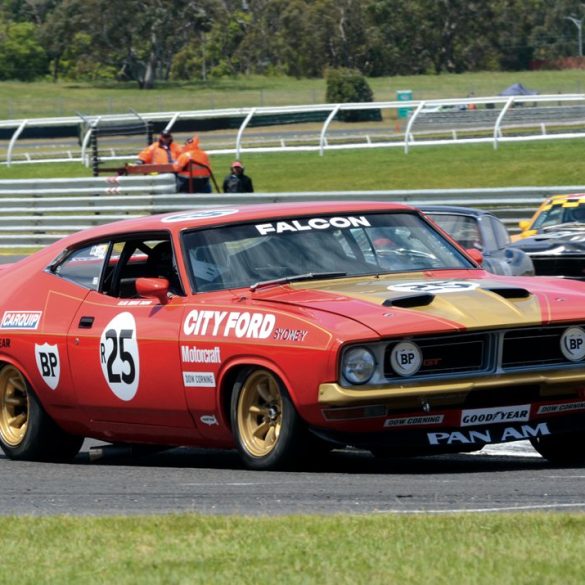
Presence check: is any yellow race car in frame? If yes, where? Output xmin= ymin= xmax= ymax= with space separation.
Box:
xmin=512 ymin=193 xmax=585 ymax=241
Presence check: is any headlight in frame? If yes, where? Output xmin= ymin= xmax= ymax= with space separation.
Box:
xmin=342 ymin=347 xmax=376 ymax=385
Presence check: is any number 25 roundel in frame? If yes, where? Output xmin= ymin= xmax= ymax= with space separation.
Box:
xmin=99 ymin=312 xmax=140 ymax=402
xmin=35 ymin=343 xmax=61 ymax=390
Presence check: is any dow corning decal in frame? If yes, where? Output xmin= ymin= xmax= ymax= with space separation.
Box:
xmin=99 ymin=312 xmax=140 ymax=401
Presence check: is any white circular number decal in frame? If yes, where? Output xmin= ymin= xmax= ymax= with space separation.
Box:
xmin=388 ymin=281 xmax=478 ymax=294
xmin=390 ymin=341 xmax=422 ymax=376
xmin=162 ymin=209 xmax=238 ymax=223
xmin=560 ymin=327 xmax=585 ymax=362
xmin=99 ymin=312 xmax=140 ymax=401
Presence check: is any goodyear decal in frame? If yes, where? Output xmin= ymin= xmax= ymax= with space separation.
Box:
xmin=1 ymin=311 xmax=42 ymax=330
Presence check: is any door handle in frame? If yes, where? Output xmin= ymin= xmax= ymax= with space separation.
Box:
xmin=79 ymin=316 xmax=95 ymax=329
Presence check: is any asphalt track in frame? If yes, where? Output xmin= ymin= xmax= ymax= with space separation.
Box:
xmin=2 ymin=439 xmax=585 ymax=516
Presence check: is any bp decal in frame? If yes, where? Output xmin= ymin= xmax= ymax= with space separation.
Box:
xmin=390 ymin=341 xmax=422 ymax=377
xmin=560 ymin=326 xmax=585 ymax=362
xmin=388 ymin=281 xmax=479 ymax=294
xmin=35 ymin=343 xmax=60 ymax=390
xmin=99 ymin=312 xmax=140 ymax=401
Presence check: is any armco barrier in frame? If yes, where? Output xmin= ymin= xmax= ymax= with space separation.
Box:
xmin=1 ymin=181 xmax=584 ymax=250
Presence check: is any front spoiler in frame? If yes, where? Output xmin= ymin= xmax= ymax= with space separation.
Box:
xmin=310 ymin=410 xmax=585 ymax=454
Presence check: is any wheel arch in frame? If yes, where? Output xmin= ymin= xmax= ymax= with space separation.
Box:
xmin=217 ymin=358 xmax=297 ymax=432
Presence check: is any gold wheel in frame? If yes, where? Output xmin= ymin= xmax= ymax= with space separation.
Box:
xmin=236 ymin=370 xmax=283 ymax=458
xmin=0 ymin=365 xmax=29 ymax=447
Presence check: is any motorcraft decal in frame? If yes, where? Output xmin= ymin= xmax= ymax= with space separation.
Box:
xmin=1 ymin=311 xmax=42 ymax=330
xmin=181 ymin=345 xmax=221 ymax=364
xmin=255 ymin=216 xmax=370 ymax=235
xmin=35 ymin=343 xmax=60 ymax=390
xmin=183 ymin=310 xmax=275 ymax=339
xmin=427 ymin=423 xmax=550 ymax=446
xmin=99 ymin=312 xmax=140 ymax=401
xmin=388 ymin=281 xmax=479 ymax=294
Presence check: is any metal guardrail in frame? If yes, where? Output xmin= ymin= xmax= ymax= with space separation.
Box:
xmin=0 ymin=179 xmax=583 ymax=250
xmin=3 ymin=94 xmax=585 ymax=166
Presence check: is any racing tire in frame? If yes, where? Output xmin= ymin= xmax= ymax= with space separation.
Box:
xmin=530 ymin=433 xmax=585 ymax=465
xmin=230 ymin=368 xmax=308 ymax=470
xmin=0 ymin=364 xmax=83 ymax=462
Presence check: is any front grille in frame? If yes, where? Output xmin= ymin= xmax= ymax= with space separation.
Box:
xmin=384 ymin=333 xmax=490 ymax=378
xmin=532 ymin=257 xmax=585 ymax=279
xmin=503 ymin=326 xmax=570 ymax=368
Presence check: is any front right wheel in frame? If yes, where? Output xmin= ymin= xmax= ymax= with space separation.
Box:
xmin=230 ymin=368 xmax=308 ymax=470
xmin=530 ymin=433 xmax=585 ymax=465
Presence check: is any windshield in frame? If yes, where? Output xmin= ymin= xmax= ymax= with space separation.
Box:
xmin=182 ymin=212 xmax=474 ymax=292
xmin=532 ymin=203 xmax=585 ymax=231
xmin=426 ymin=213 xmax=482 ymax=250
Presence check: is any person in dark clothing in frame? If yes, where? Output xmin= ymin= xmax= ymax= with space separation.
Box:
xmin=222 ymin=161 xmax=254 ymax=193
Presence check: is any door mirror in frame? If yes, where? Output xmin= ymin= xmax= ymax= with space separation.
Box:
xmin=135 ymin=277 xmax=170 ymax=305
xmin=518 ymin=220 xmax=530 ymax=231
xmin=466 ymin=248 xmax=483 ymax=265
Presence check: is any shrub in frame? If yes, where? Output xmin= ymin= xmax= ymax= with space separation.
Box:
xmin=325 ymin=68 xmax=382 ymax=122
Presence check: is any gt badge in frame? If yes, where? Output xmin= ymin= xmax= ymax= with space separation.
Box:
xmin=99 ymin=312 xmax=140 ymax=401
xmin=35 ymin=343 xmax=60 ymax=390
xmin=560 ymin=327 xmax=585 ymax=362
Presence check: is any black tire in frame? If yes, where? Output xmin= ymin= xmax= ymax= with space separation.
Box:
xmin=530 ymin=433 xmax=585 ymax=465
xmin=230 ymin=368 xmax=308 ymax=470
xmin=0 ymin=364 xmax=83 ymax=462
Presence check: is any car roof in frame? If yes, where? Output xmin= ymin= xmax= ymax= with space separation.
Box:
xmin=51 ymin=200 xmax=416 ymax=250
xmin=544 ymin=194 xmax=585 ymax=206
xmin=418 ymin=205 xmax=492 ymax=218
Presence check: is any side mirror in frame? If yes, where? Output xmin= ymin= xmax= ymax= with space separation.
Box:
xmin=518 ymin=220 xmax=530 ymax=231
xmin=135 ymin=277 xmax=170 ymax=305
xmin=466 ymin=248 xmax=483 ymax=265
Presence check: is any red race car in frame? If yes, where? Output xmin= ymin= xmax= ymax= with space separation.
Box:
xmin=2 ymin=201 xmax=585 ymax=469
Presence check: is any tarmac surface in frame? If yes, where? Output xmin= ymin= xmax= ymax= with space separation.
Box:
xmin=2 ymin=439 xmax=584 ymax=516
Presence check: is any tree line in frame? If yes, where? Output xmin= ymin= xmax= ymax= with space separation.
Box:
xmin=2 ymin=0 xmax=585 ymax=88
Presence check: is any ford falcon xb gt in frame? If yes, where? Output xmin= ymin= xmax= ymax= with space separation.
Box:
xmin=3 ymin=201 xmax=585 ymax=470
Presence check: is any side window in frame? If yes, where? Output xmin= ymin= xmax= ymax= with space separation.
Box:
xmin=490 ymin=216 xmax=511 ymax=249
xmin=103 ymin=237 xmax=183 ymax=298
xmin=52 ymin=243 xmax=109 ymax=290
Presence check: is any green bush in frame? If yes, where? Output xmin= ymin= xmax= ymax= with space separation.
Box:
xmin=325 ymin=68 xmax=382 ymax=122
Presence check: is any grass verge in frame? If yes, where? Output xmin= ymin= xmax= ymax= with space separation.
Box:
xmin=1 ymin=139 xmax=584 ymax=191
xmin=0 ymin=513 xmax=584 ymax=584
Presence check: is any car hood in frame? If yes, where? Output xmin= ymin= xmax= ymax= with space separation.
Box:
xmin=511 ymin=227 xmax=585 ymax=255
xmin=253 ymin=271 xmax=585 ymax=336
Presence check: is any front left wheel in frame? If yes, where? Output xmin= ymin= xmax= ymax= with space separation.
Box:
xmin=230 ymin=368 xmax=308 ymax=470
xmin=0 ymin=364 xmax=83 ymax=462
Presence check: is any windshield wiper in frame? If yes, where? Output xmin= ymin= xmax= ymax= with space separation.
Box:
xmin=250 ymin=271 xmax=347 ymax=291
